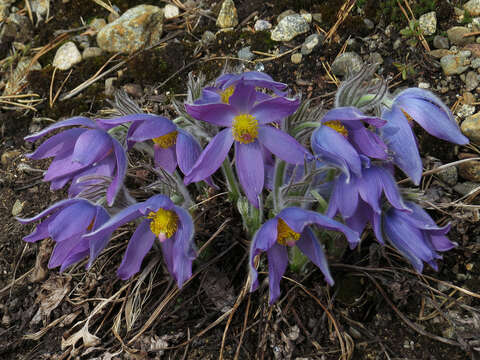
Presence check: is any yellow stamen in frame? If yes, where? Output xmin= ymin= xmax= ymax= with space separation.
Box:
xmin=220 ymin=86 xmax=235 ymax=104
xmin=232 ymin=114 xmax=258 ymax=144
xmin=147 ymin=208 xmax=179 ymax=242
xmin=276 ymin=218 xmax=300 ymax=246
xmin=400 ymin=108 xmax=414 ymax=125
xmin=324 ymin=121 xmax=348 ymax=137
xmin=86 ymin=219 xmax=95 ymax=232
xmin=153 ymin=131 xmax=178 ymax=149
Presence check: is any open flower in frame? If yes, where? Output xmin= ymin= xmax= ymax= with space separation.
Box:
xmin=16 ymin=199 xmax=110 ymax=272
xmin=311 ymin=107 xmax=388 ymax=180
xmin=380 ymin=88 xmax=469 ymax=184
xmin=382 ymin=201 xmax=456 ymax=272
xmin=25 ymin=117 xmax=127 ymax=206
xmin=249 ymin=207 xmax=359 ymax=304
xmin=185 ymin=82 xmax=311 ymax=207
xmin=84 ymin=195 xmax=196 ymax=287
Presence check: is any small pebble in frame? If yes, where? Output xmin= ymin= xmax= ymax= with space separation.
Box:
xmin=52 ymin=41 xmax=82 ymax=70
xmin=291 ymin=53 xmax=302 ymax=64
xmin=164 ymin=4 xmax=179 ymax=19
xmin=11 ymin=199 xmax=24 ymax=216
xmin=216 ymin=0 xmax=238 ymax=29
xmin=82 ymin=47 xmax=103 ymax=59
xmin=254 ymin=19 xmax=272 ymax=32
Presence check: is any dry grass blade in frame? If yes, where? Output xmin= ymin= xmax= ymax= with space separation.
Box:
xmin=91 ymin=0 xmax=118 ymax=15
xmin=252 ymin=45 xmax=301 ymax=63
xmin=325 ymin=0 xmax=356 ymax=42
xmin=233 ymin=293 xmax=251 ymax=360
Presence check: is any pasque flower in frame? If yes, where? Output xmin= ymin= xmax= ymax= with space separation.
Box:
xmin=25 ymin=117 xmax=127 ymax=206
xmin=84 ymin=195 xmax=196 ymax=287
xmin=185 ymin=82 xmax=311 ymax=207
xmin=311 ymin=107 xmax=388 ymax=180
xmin=380 ymin=88 xmax=469 ymax=184
xmin=249 ymin=207 xmax=359 ymax=304
xmin=382 ymin=201 xmax=456 ymax=272
xmin=17 ymin=199 xmax=110 ymax=272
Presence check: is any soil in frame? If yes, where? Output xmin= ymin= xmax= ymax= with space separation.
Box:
xmin=0 ymin=0 xmax=479 ymax=359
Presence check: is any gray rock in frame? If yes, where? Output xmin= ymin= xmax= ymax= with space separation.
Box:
xmin=31 ymin=0 xmax=49 ymax=22
xmin=53 ymin=42 xmax=82 ymax=70
xmin=89 ymin=18 xmax=107 ymax=32
xmin=301 ymin=33 xmax=323 ymax=55
xmin=461 ymin=112 xmax=480 ymax=142
xmin=459 ymin=160 xmax=480 ymax=181
xmin=312 ymin=13 xmax=322 ymax=23
xmin=277 ymin=10 xmax=295 ymax=23
xmin=456 ymin=103 xmax=476 ymax=118
xmin=254 ymin=19 xmax=272 ymax=31
xmin=447 ymin=26 xmax=474 ymax=46
xmin=419 ymin=11 xmax=437 ymax=35
xmin=464 ymin=0 xmax=480 ymax=16
xmin=301 ymin=13 xmax=312 ymax=23
xmin=331 ymin=52 xmax=363 ymax=76
xmin=164 ymin=4 xmax=179 ymax=19
xmin=472 ymin=57 xmax=480 ymax=68
xmin=11 ymin=199 xmax=23 ymax=217
xmin=291 ymin=53 xmax=302 ymax=64
xmin=82 ymin=47 xmax=103 ymax=59
xmin=201 ymin=30 xmax=216 ymax=45
xmin=237 ymin=46 xmax=254 ymax=61
xmin=433 ymin=35 xmax=449 ymax=49
xmin=437 ymin=166 xmax=458 ymax=186
xmin=429 ymin=49 xmax=455 ymax=58
xmin=454 ymin=181 xmax=480 ymax=196
xmin=216 ymin=0 xmax=238 ymax=29
xmin=363 ymin=18 xmax=374 ymax=30
xmin=97 ymin=5 xmax=164 ymax=53
xmin=472 ymin=17 xmax=480 ymax=31
xmin=465 ymin=71 xmax=479 ymax=90
xmin=369 ymin=52 xmax=383 ymax=65
xmin=271 ymin=14 xmax=309 ymax=42
xmin=440 ymin=52 xmax=470 ymax=75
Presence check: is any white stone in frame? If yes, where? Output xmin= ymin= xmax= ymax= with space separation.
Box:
xmin=164 ymin=4 xmax=179 ymax=19
xmin=53 ymin=42 xmax=82 ymax=70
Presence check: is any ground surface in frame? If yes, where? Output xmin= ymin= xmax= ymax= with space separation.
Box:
xmin=1 ymin=0 xmax=480 ymax=359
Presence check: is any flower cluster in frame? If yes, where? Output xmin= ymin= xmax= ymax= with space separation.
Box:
xmin=18 ymin=70 xmax=466 ymax=304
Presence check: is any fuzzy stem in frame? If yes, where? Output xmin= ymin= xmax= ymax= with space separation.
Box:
xmin=173 ymin=170 xmax=194 ymax=208
xmin=291 ymin=122 xmax=321 ymax=138
xmin=221 ymin=157 xmax=240 ymax=203
xmin=272 ymin=160 xmax=286 ymax=214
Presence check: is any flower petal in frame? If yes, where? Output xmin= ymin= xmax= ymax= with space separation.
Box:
xmin=48 ymin=235 xmax=85 ymax=269
xmin=72 ymin=129 xmax=113 ymax=165
xmin=267 ymin=243 xmax=288 ymax=304
xmin=184 ymin=103 xmax=236 ymax=126
xmin=195 ymin=87 xmax=222 ymax=104
xmin=229 ymin=82 xmax=257 ymax=113
xmin=349 ymin=127 xmax=388 ymax=159
xmin=96 ymin=114 xmax=166 ymax=129
xmin=48 ymin=201 xmax=96 ymax=243
xmin=250 ymin=97 xmax=300 ymax=125
xmin=16 ymin=199 xmax=81 ymax=224
xmin=127 ymin=117 xmax=177 ymax=142
xmin=184 ymin=128 xmax=233 ymax=184
xmin=26 ymin=128 xmax=86 ymax=160
xmin=171 ymin=206 xmax=196 ymax=288
xmin=326 ymin=174 xmax=359 ymax=219
xmin=297 ymin=228 xmax=334 ymax=285
xmin=235 ymin=141 xmax=264 ymax=208
xmin=25 ymin=116 xmax=97 ymax=142
xmin=258 ymin=126 xmax=311 ymax=164
xmin=117 ymin=220 xmax=156 ymax=280
xmin=22 ymin=213 xmax=58 ymax=242
xmin=176 ymin=130 xmax=201 ymax=176
xmin=106 ymin=138 xmax=127 ymax=206
xmin=43 ymin=151 xmax=89 ymax=182
xmin=154 ymin=145 xmax=177 ymax=173
xmin=67 ymin=155 xmax=116 ymax=198
xmin=322 ymin=107 xmax=386 ymax=128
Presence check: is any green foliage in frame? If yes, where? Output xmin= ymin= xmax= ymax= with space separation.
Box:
xmin=462 ymin=9 xmax=473 ymax=24
xmin=393 ymin=62 xmax=417 ymax=80
xmin=399 ymin=19 xmax=423 ymax=47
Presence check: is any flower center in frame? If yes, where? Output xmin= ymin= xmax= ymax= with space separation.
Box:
xmin=232 ymin=114 xmax=258 ymax=144
xmin=220 ymin=86 xmax=235 ymax=104
xmin=147 ymin=208 xmax=179 ymax=242
xmin=276 ymin=219 xmax=300 ymax=246
xmin=324 ymin=121 xmax=348 ymax=137
xmin=153 ymin=131 xmax=178 ymax=149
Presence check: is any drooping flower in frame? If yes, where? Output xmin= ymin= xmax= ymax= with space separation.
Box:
xmin=382 ymin=201 xmax=456 ymax=272
xmin=185 ymin=82 xmax=311 ymax=207
xmin=84 ymin=195 xmax=196 ymax=287
xmin=311 ymin=107 xmax=388 ymax=180
xmin=16 ymin=199 xmax=110 ymax=272
xmin=249 ymin=207 xmax=359 ymax=304
xmin=96 ymin=114 xmax=207 ymax=177
xmin=380 ymin=88 xmax=469 ymax=184
xmin=25 ymin=117 xmax=127 ymax=206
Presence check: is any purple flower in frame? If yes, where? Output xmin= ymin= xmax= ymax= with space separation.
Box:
xmin=96 ymin=114 xmax=206 ymax=177
xmin=25 ymin=117 xmax=127 ymax=206
xmin=16 ymin=199 xmax=110 ymax=272
xmin=84 ymin=195 xmax=196 ymax=287
xmin=383 ymin=201 xmax=456 ymax=272
xmin=249 ymin=207 xmax=359 ymax=304
xmin=311 ymin=107 xmax=388 ymax=180
xmin=185 ymin=82 xmax=311 ymax=207
xmin=380 ymin=88 xmax=469 ymax=184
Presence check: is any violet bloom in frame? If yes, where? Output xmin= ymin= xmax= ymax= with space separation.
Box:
xmin=380 ymin=88 xmax=469 ymax=184
xmin=17 ymin=199 xmax=110 ymax=272
xmin=311 ymin=107 xmax=388 ymax=180
xmin=96 ymin=114 xmax=204 ymax=176
xmin=185 ymin=82 xmax=311 ymax=207
xmin=382 ymin=201 xmax=456 ymax=272
xmin=249 ymin=207 xmax=359 ymax=304
xmin=25 ymin=117 xmax=127 ymax=206
xmin=84 ymin=195 xmax=195 ymax=287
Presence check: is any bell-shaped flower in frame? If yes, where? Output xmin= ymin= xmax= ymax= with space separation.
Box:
xmin=383 ymin=201 xmax=456 ymax=272
xmin=249 ymin=207 xmax=359 ymax=304
xmin=16 ymin=199 xmax=110 ymax=272
xmin=380 ymin=88 xmax=469 ymax=184
xmin=184 ymin=82 xmax=311 ymax=207
xmin=311 ymin=107 xmax=388 ymax=181
xmin=25 ymin=117 xmax=127 ymax=206
xmin=84 ymin=195 xmax=196 ymax=287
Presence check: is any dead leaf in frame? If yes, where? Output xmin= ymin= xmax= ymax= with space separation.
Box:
xmin=61 ymin=323 xmax=101 ymax=350
xmin=30 ymin=239 xmax=53 ymax=283
xmin=202 ymin=267 xmax=235 ymax=313
xmin=31 ymin=274 xmax=71 ymax=325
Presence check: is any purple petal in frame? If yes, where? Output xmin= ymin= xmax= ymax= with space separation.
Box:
xmin=267 ymin=243 xmax=288 ymax=304
xmin=258 ymin=126 xmax=310 ymax=164
xmin=250 ymin=97 xmax=300 ymax=125
xmin=229 ymin=83 xmax=257 ymax=113
xmin=23 ymin=214 xmax=58 ymax=243
xmin=176 ymin=130 xmax=201 ymax=176
xmin=349 ymin=127 xmax=388 ymax=159
xmin=48 ymin=201 xmax=96 ymax=243
xmin=106 ymin=138 xmax=127 ymax=206
xmin=48 ymin=235 xmax=85 ymax=269
xmin=72 ymin=129 xmax=113 ymax=165
xmin=376 ymin=166 xmax=410 ymax=211
xmin=26 ymin=128 xmax=86 ymax=160
xmin=25 ymin=116 xmax=97 ymax=142
xmin=50 ymin=176 xmax=72 ymax=190
xmin=326 ymin=174 xmax=359 ymax=219
xmin=68 ymin=156 xmax=116 ymax=198
xmin=184 ymin=128 xmax=233 ymax=184
xmin=154 ymin=145 xmax=177 ymax=174
xmin=117 ymin=220 xmax=156 ymax=280
xmin=96 ymin=114 xmax=168 ymax=130
xmin=195 ymin=88 xmax=222 ymax=105
xmin=249 ymin=218 xmax=279 ymax=292
xmin=322 ymin=107 xmax=386 ymax=128
xmin=43 ymin=151 xmax=89 ymax=182
xmin=217 ymin=72 xmax=288 ymax=91
xmin=297 ymin=228 xmax=334 ymax=285
xmin=235 ymin=141 xmax=264 ymax=208
xmin=16 ymin=199 xmax=81 ymax=224
xmin=142 ymin=194 xmax=175 ymax=214
xmin=60 ymin=248 xmax=89 ymax=272
xmin=184 ymin=103 xmax=236 ymax=127
xmin=344 ymin=200 xmax=371 ymax=236
xmin=160 ymin=237 xmax=175 ymax=281
xmin=127 ymin=117 xmax=177 ymax=142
